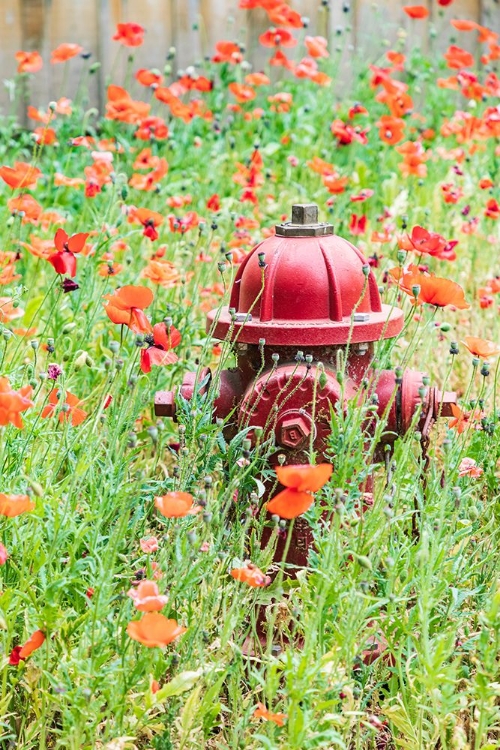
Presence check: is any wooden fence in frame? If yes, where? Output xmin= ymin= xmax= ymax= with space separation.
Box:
xmin=0 ymin=0 xmax=499 ymax=115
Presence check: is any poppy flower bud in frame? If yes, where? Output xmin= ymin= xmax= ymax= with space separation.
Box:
xmin=411 ymin=284 xmax=420 ymax=298
xmin=3 ymin=330 xmax=12 ymax=341
xmin=109 ymin=340 xmax=120 ymax=354
xmin=254 ymin=426 xmax=263 ymax=439
xmin=115 ymin=358 xmax=124 ymax=370
xmin=73 ymin=351 xmax=87 ymax=370
xmin=277 ymin=454 xmax=286 ymax=465
xmin=481 ymin=363 xmax=489 ymax=377
xmin=422 ymin=375 xmax=430 ymax=386
xmin=272 ymin=353 xmax=279 ymax=365
xmin=472 ymin=357 xmax=480 ymax=368
xmin=89 ymin=62 xmax=101 ymax=74
xmin=218 ymin=262 xmax=226 ymax=274
xmin=450 ymin=342 xmax=459 ymax=355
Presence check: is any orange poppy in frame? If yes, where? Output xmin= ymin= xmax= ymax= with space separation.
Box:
xmin=105 ymin=85 xmax=150 ymax=125
xmin=230 ymin=563 xmax=271 ymax=587
xmin=403 ymin=5 xmax=429 ymax=19
xmin=276 ymin=464 xmax=333 ymax=492
xmin=0 ymin=161 xmax=42 ymax=189
xmin=15 ymin=51 xmax=43 ymax=74
xmin=33 ymin=127 xmax=57 ymax=146
xmin=9 ymin=629 xmax=45 ymax=664
xmin=444 ymin=45 xmax=474 ymax=69
xmin=228 ymin=83 xmax=256 ymax=103
xmin=212 ymin=41 xmax=243 ymax=64
xmin=135 ymin=68 xmax=163 ymax=87
xmin=448 ymin=403 xmax=484 ymax=433
xmin=0 ymin=493 xmax=36 ymax=517
xmin=305 ymin=36 xmax=329 ymax=58
xmin=0 ymin=298 xmax=24 ymax=322
xmin=140 ymin=322 xmax=181 ymax=373
xmin=376 ymin=115 xmax=405 ymax=145
xmin=127 ymin=580 xmax=169 ymax=611
xmin=267 ymin=4 xmax=302 ymax=27
xmin=41 ymin=390 xmax=88 ymax=426
xmin=127 ymin=613 xmax=186 ymax=647
xmin=266 ymin=463 xmax=333 ymax=519
xmin=245 ymin=72 xmax=271 ymax=86
xmin=458 ymin=458 xmax=483 ymax=478
xmin=103 ymin=285 xmax=153 ymax=334
xmin=112 ymin=23 xmax=145 ymax=47
xmin=19 ymin=630 xmax=45 ymax=658
xmin=253 ymin=703 xmax=287 ymax=727
xmin=155 ymin=491 xmax=202 ymax=518
xmin=462 ymin=336 xmax=500 ymax=358
xmin=259 ymin=28 xmax=297 ymax=48
xmin=399 ymin=270 xmax=470 ymax=309
xmin=50 ymin=43 xmax=83 ymax=63
xmin=0 ymin=378 xmax=33 ymax=428
xmin=450 ymin=19 xmax=478 ymax=32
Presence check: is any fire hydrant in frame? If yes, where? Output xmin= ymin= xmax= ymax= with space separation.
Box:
xmin=155 ymin=204 xmax=456 ymax=567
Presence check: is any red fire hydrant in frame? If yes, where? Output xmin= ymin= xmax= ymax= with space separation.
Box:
xmin=155 ymin=204 xmax=455 ymax=566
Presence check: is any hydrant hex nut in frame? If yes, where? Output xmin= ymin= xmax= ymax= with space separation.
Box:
xmin=277 ymin=412 xmax=312 ymax=449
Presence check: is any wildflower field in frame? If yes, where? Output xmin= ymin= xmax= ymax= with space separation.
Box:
xmin=0 ymin=1 xmax=500 ymax=747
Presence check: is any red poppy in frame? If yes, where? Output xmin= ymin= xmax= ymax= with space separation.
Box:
xmin=438 ymin=0 xmax=454 ymax=4
xmin=41 ymin=390 xmax=88 ymax=426
xmin=0 ymin=161 xmax=42 ymax=189
xmin=127 ymin=613 xmax=187 ymax=647
xmin=112 ymin=23 xmax=145 ymax=47
xmin=266 ymin=464 xmax=333 ymax=519
xmin=129 ymin=207 xmax=164 ymax=240
xmin=47 ymin=228 xmax=89 ymax=277
xmin=50 ymin=43 xmax=83 ymax=63
xmin=462 ymin=336 xmax=500 ymax=358
xmin=230 ymin=563 xmax=271 ymax=587
xmin=0 ymin=378 xmax=34 ymax=428
xmin=103 ymin=285 xmax=153 ymax=334
xmin=403 ymin=6 xmax=429 ymax=19
xmin=259 ymin=28 xmax=297 ymax=48
xmin=0 ymin=493 xmax=36 ymax=517
xmin=140 ymin=323 xmax=181 ymax=373
xmin=485 ymin=199 xmax=500 ymax=220
xmin=207 ymin=194 xmax=221 ymax=211
xmin=349 ymin=213 xmax=368 ymax=235
xmin=155 ymin=492 xmax=202 ymax=518
xmin=15 ymin=51 xmax=43 ymax=74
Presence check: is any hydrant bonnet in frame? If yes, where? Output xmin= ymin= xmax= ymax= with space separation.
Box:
xmin=207 ymin=203 xmax=404 ymax=346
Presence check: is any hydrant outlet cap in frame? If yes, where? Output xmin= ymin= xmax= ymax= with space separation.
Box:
xmin=275 ymin=203 xmax=334 ymax=237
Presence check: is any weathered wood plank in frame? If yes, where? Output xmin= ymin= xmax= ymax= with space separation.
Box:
xmin=0 ymin=0 xmax=23 ymax=114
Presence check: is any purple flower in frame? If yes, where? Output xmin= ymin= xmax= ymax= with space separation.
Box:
xmin=47 ymin=364 xmax=62 ymax=381
xmin=61 ymin=278 xmax=79 ymax=293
